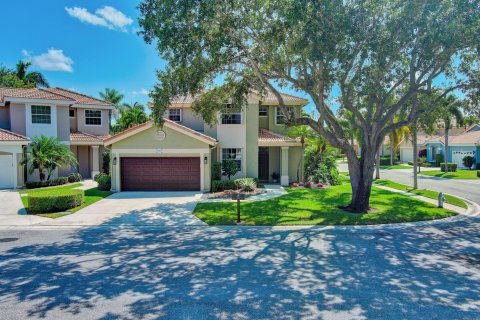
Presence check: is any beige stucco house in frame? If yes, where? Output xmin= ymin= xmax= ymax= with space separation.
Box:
xmin=0 ymin=87 xmax=114 ymax=188
xmin=105 ymin=91 xmax=308 ymax=192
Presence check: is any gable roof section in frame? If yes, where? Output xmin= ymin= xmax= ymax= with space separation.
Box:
xmin=104 ymin=119 xmax=217 ymax=146
xmin=0 ymin=87 xmax=74 ymax=105
xmin=0 ymin=128 xmax=30 ymax=142
xmin=448 ymin=130 xmax=480 ymax=145
xmin=258 ymin=129 xmax=301 ymax=146
xmin=45 ymin=88 xmax=114 ymax=107
xmin=0 ymin=87 xmax=113 ymax=108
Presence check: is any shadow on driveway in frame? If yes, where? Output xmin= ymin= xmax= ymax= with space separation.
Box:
xmin=1 ymin=214 xmax=480 ymax=319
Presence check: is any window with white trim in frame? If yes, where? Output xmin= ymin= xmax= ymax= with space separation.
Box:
xmin=31 ymin=105 xmax=51 ymax=124
xmin=275 ymin=106 xmax=295 ymax=125
xmin=221 ymin=104 xmax=242 ymax=124
xmin=259 ymin=106 xmax=268 ymax=116
xmin=85 ymin=110 xmax=102 ymax=125
xmin=222 ymin=148 xmax=242 ymax=171
xmin=168 ymin=108 xmax=182 ymax=122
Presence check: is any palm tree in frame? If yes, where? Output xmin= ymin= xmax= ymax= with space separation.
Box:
xmin=287 ymin=125 xmax=313 ymax=182
xmin=388 ymin=118 xmax=412 ymax=166
xmin=99 ymin=88 xmax=125 ymax=120
xmin=113 ymin=102 xmax=149 ymax=133
xmin=439 ymin=95 xmax=464 ymax=173
xmin=15 ymin=61 xmax=49 ymax=87
xmin=23 ymin=136 xmax=78 ymax=181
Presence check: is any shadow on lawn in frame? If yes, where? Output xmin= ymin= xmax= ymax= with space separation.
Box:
xmin=1 ymin=211 xmax=480 ymax=319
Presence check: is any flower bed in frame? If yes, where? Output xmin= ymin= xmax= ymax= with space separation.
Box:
xmin=290 ymin=182 xmax=326 ymax=188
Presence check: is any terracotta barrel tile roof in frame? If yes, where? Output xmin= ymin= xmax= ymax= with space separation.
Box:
xmin=0 ymin=87 xmax=74 ymax=103
xmin=70 ymin=131 xmax=104 ymax=143
xmin=0 ymin=128 xmax=30 ymax=142
xmin=258 ymin=129 xmax=297 ymax=142
xmin=0 ymin=87 xmax=112 ymax=107
xmin=45 ymin=88 xmax=113 ymax=106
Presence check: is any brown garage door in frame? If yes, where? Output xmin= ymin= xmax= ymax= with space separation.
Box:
xmin=120 ymin=157 xmax=200 ymax=191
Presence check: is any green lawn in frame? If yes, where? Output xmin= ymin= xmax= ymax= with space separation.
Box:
xmin=374 ymin=179 xmax=467 ymax=209
xmin=380 ymin=165 xmax=412 ymax=170
xmin=419 ymin=170 xmax=479 ymax=179
xmin=193 ymin=183 xmax=457 ymax=226
xmin=20 ymin=183 xmax=113 ymax=218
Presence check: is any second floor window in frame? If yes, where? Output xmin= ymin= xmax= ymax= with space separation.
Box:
xmin=222 ymin=148 xmax=242 ymax=171
xmin=275 ymin=107 xmax=295 ymax=125
xmin=168 ymin=108 xmax=182 ymax=122
xmin=31 ymin=105 xmax=51 ymax=124
xmin=259 ymin=106 xmax=268 ymax=116
xmin=221 ymin=104 xmax=242 ymax=124
xmin=85 ymin=110 xmax=102 ymax=126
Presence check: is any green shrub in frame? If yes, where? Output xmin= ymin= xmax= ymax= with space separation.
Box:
xmin=26 ymin=177 xmax=68 ymax=189
xmin=222 ymin=159 xmax=240 ymax=180
xmin=211 ymin=180 xmax=237 ymax=192
xmin=379 ymin=156 xmax=391 ymax=166
xmin=67 ymin=173 xmax=82 ymax=183
xmin=440 ymin=163 xmax=457 ymax=172
xmin=102 ymin=152 xmax=110 ymax=175
xmin=97 ymin=175 xmax=111 ymax=191
xmin=435 ymin=154 xmax=443 ymax=167
xmin=235 ymin=178 xmax=257 ymax=191
xmin=94 ymin=172 xmax=108 ymax=182
xmin=477 ymin=171 xmax=480 ymax=178
xmin=462 ymin=156 xmax=475 ymax=169
xmin=407 ymin=161 xmax=414 ymax=166
xmin=212 ymin=162 xmax=222 ymax=180
xmin=28 ymin=190 xmax=84 ymax=213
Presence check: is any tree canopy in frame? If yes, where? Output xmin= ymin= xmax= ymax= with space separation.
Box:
xmin=139 ymin=0 xmax=480 ymax=212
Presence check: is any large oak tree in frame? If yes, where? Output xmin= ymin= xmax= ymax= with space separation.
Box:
xmin=139 ymin=0 xmax=479 ymax=212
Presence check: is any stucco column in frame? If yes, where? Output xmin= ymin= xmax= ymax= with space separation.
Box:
xmin=91 ymin=145 xmax=100 ymax=179
xmin=280 ymin=146 xmax=289 ymax=186
xmin=114 ymin=153 xmax=120 ymax=192
xmin=12 ymin=152 xmax=18 ymax=189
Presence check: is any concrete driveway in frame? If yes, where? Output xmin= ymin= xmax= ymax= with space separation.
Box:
xmin=39 ymin=191 xmax=206 ymax=227
xmin=0 ymin=190 xmax=49 ymax=226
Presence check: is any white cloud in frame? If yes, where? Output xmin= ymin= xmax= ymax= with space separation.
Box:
xmin=131 ymin=88 xmax=150 ymax=96
xmin=96 ymin=6 xmax=133 ymax=31
xmin=23 ymin=49 xmax=74 ymax=72
xmin=65 ymin=6 xmax=133 ymax=32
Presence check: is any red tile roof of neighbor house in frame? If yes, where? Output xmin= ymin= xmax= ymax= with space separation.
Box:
xmin=258 ymin=129 xmax=297 ymax=142
xmin=45 ymin=88 xmax=114 ymax=106
xmin=104 ymin=119 xmax=218 ymax=145
xmin=0 ymin=87 xmax=113 ymax=106
xmin=0 ymin=128 xmax=29 ymax=142
xmin=70 ymin=131 xmax=104 ymax=143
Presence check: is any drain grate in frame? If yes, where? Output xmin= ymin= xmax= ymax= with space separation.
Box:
xmin=0 ymin=238 xmax=19 ymax=243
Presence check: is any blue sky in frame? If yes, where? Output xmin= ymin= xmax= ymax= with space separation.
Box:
xmin=2 ymin=1 xmax=316 ymax=114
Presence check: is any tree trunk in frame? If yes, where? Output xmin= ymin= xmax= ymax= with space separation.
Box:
xmin=444 ymin=128 xmax=449 ymax=174
xmin=39 ymin=167 xmax=45 ymax=181
xmin=375 ymin=150 xmax=380 ymax=180
xmin=346 ymin=149 xmax=376 ymax=213
xmin=412 ymin=123 xmax=418 ymax=189
xmin=390 ymin=134 xmax=394 ymax=166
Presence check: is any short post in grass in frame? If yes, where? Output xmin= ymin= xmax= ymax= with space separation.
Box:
xmin=438 ymin=192 xmax=445 ymax=208
xmin=232 ymin=192 xmax=245 ymax=223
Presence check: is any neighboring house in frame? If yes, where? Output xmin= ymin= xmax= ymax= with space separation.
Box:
xmin=398 ymin=124 xmax=480 ymax=168
xmin=0 ymin=87 xmax=114 ymax=188
xmin=105 ymin=91 xmax=308 ymax=192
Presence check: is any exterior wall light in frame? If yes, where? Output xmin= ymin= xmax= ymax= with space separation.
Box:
xmin=113 ymin=157 xmax=117 ymax=165
xmin=204 ymin=156 xmax=208 ymax=164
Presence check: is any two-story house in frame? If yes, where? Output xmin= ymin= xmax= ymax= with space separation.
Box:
xmin=105 ymin=91 xmax=308 ymax=192
xmin=0 ymin=87 xmax=113 ymax=188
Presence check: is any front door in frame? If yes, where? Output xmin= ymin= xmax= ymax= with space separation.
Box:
xmin=258 ymin=147 xmax=269 ymax=181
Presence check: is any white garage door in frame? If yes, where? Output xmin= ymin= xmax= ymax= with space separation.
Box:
xmin=452 ymin=150 xmax=475 ymax=168
xmin=400 ymin=148 xmax=413 ymax=163
xmin=0 ymin=155 xmax=14 ymax=189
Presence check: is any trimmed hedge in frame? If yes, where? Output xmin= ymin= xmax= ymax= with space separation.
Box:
xmin=212 ymin=180 xmax=237 ymax=192
xmin=440 ymin=163 xmax=457 ymax=172
xmin=477 ymin=171 xmax=480 ymax=178
xmin=94 ymin=172 xmax=108 ymax=182
xmin=26 ymin=177 xmax=68 ymax=189
xmin=67 ymin=173 xmax=82 ymax=183
xmin=28 ymin=190 xmax=84 ymax=213
xmin=97 ymin=175 xmax=111 ymax=191
xmin=435 ymin=154 xmax=443 ymax=167
xmin=379 ymin=157 xmax=391 ymax=166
